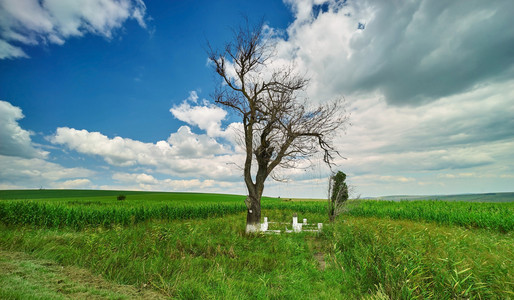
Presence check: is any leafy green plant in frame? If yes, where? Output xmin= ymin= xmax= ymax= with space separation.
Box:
xmin=328 ymin=171 xmax=349 ymax=222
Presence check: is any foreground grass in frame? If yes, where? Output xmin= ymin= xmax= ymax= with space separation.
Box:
xmin=1 ymin=211 xmax=512 ymax=299
xmin=0 ymin=251 xmax=165 ymax=299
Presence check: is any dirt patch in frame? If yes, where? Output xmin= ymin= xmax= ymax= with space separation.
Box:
xmin=0 ymin=250 xmax=166 ymax=299
xmin=313 ymin=252 xmax=326 ymax=270
xmin=305 ymin=235 xmax=327 ymax=271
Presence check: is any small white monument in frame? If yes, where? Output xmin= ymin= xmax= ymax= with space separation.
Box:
xmin=260 ymin=213 xmax=322 ymax=234
xmin=261 ymin=217 xmax=268 ymax=231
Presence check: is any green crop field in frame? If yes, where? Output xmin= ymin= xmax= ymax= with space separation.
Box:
xmin=1 ymin=189 xmax=513 ymax=299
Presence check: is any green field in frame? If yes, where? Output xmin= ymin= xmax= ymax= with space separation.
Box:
xmin=1 ymin=190 xmax=513 ymax=299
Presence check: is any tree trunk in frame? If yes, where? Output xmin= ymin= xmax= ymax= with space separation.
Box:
xmin=245 ymin=194 xmax=261 ymax=233
xmin=244 ymin=152 xmax=267 ymax=234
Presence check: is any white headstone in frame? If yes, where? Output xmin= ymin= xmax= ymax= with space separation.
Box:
xmin=261 ymin=217 xmax=268 ymax=231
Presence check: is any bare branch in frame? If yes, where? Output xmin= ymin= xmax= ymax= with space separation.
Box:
xmin=207 ymin=18 xmax=350 ymax=229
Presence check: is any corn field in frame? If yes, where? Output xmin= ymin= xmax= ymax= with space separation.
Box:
xmin=347 ymin=200 xmax=514 ymax=232
xmin=0 ymin=191 xmax=512 ymax=232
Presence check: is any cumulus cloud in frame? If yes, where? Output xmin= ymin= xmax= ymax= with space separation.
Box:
xmin=50 ymin=126 xmax=242 ymax=180
xmin=327 ymin=78 xmax=514 ymax=196
xmin=111 ymin=172 xmax=242 ymax=193
xmin=0 ymin=154 xmax=95 ymax=189
xmin=47 ymin=91 xmax=252 ymax=184
xmin=247 ymin=77 xmax=513 ymax=196
xmin=0 ymin=100 xmax=47 ymax=158
xmin=170 ymin=91 xmax=230 ymax=138
xmin=338 ymin=79 xmax=514 ymax=158
xmin=58 ymin=178 xmax=93 ymax=189
xmin=0 ymin=0 xmax=148 ymax=59
xmin=278 ymin=0 xmax=514 ymax=105
xmin=51 ymin=127 xmax=156 ymax=167
xmin=167 ymin=126 xmax=228 ymax=157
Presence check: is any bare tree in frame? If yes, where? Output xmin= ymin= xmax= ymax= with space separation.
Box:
xmin=208 ymin=20 xmax=349 ymax=233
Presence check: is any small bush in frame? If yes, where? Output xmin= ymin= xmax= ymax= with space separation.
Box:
xmin=117 ymin=195 xmax=126 ymax=201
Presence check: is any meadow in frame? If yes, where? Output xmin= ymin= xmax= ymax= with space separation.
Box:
xmin=0 ymin=190 xmax=513 ymax=299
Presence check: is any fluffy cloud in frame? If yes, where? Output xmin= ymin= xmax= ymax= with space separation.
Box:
xmin=50 ymin=125 xmax=242 ymax=181
xmin=261 ymin=0 xmax=514 ymax=196
xmin=326 ymin=78 xmax=514 ymax=196
xmin=50 ymin=126 xmax=230 ymax=161
xmin=0 ymin=154 xmax=94 ymax=189
xmin=0 ymin=100 xmax=97 ymax=189
xmin=170 ymin=91 xmax=230 ymax=138
xmin=0 ymin=100 xmax=47 ymax=158
xmin=58 ymin=179 xmax=93 ymax=189
xmin=46 ymin=92 xmax=251 ymax=184
xmin=0 ymin=0 xmax=147 ymax=59
xmin=167 ymin=126 xmax=228 ymax=157
xmin=337 ymin=79 xmax=514 ymax=171
xmin=110 ymin=172 xmax=242 ymax=193
xmin=279 ymin=0 xmax=514 ymax=105
xmin=51 ymin=127 xmax=157 ymax=167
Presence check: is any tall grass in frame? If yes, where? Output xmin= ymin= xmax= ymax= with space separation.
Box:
xmin=348 ymin=200 xmax=514 ymax=232
xmin=0 ymin=191 xmax=325 ymax=229
xmin=1 ymin=213 xmax=512 ymax=299
xmin=0 ymin=201 xmax=247 ymax=229
xmin=1 ymin=190 xmax=513 ymax=298
xmin=322 ymin=216 xmax=514 ymax=299
xmin=1 ymin=191 xmax=513 ymax=232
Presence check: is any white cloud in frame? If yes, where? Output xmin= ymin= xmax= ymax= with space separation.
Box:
xmin=167 ymin=126 xmax=228 ymax=157
xmin=50 ymin=125 xmax=231 ymax=161
xmin=0 ymin=154 xmax=95 ymax=189
xmin=278 ymin=0 xmax=514 ymax=105
xmin=113 ymin=172 xmax=158 ymax=185
xmin=170 ymin=91 xmax=229 ymax=138
xmin=0 ymin=100 xmax=47 ymax=158
xmin=0 ymin=0 xmax=148 ymax=59
xmin=50 ymin=126 xmax=242 ymax=181
xmin=58 ymin=178 xmax=93 ymax=189
xmin=337 ymin=79 xmax=514 ymax=174
xmin=111 ymin=172 xmax=242 ymax=193
xmin=321 ymin=78 xmax=514 ymax=196
xmin=51 ymin=127 xmax=152 ymax=167
xmin=0 ymin=39 xmax=28 ymax=59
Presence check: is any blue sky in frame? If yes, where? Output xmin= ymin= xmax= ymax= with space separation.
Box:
xmin=1 ymin=0 xmax=513 ymax=197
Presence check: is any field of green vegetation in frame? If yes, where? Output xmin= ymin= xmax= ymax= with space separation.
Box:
xmin=1 ymin=190 xmax=513 ymax=299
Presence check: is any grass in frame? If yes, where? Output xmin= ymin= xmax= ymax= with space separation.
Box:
xmin=2 ymin=191 xmax=512 ymax=232
xmin=0 ymin=190 xmax=325 ymax=230
xmin=1 ymin=212 xmax=512 ymax=299
xmin=0 ymin=250 xmax=165 ymax=299
xmin=0 ymin=190 xmax=513 ymax=298
xmin=347 ymin=200 xmax=514 ymax=232
xmin=325 ymin=217 xmax=513 ymax=299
